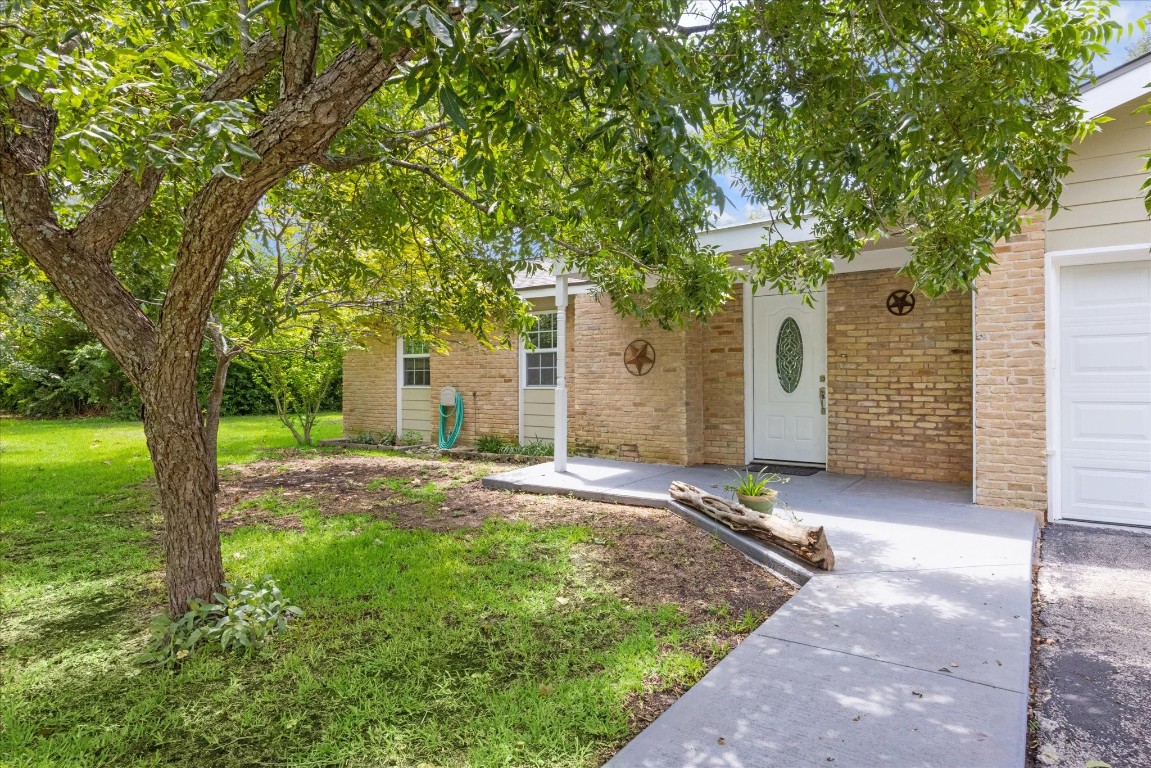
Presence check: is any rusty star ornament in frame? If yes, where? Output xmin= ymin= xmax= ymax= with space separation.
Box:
xmin=624 ymin=340 xmax=655 ymax=376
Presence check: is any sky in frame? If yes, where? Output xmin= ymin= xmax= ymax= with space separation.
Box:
xmin=711 ymin=0 xmax=1150 ymax=227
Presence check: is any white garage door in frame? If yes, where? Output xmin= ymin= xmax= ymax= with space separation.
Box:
xmin=1059 ymin=259 xmax=1151 ymax=526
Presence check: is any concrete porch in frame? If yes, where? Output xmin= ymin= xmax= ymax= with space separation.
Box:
xmin=484 ymin=458 xmax=1039 ymax=767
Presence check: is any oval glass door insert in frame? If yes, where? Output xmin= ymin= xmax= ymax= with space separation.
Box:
xmin=775 ymin=317 xmax=803 ymax=393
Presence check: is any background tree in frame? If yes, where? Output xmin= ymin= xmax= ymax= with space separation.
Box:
xmin=249 ymin=324 xmax=345 ymax=447
xmin=0 ymin=0 xmax=1117 ymax=615
xmin=1124 ymin=5 xmax=1151 ymax=59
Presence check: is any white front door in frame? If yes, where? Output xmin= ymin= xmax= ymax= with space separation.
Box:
xmin=1058 ymin=259 xmax=1151 ymax=526
xmin=752 ymin=291 xmax=827 ymax=464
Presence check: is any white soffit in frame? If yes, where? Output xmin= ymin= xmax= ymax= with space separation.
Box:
xmin=1081 ymin=53 xmax=1151 ymax=119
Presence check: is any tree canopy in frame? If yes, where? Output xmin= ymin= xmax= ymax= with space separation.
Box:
xmin=0 ymin=0 xmax=1123 ymax=613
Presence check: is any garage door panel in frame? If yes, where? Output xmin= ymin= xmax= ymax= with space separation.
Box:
xmin=1058 ymin=259 xmax=1151 ymax=527
xmin=1061 ymin=460 xmax=1151 ymax=525
xmin=1064 ymin=330 xmax=1151 ymax=377
xmin=1063 ymin=396 xmax=1151 ymax=451
xmin=1062 ymin=260 xmax=1151 ymax=315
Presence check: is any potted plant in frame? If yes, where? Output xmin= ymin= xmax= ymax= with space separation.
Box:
xmin=725 ymin=469 xmax=787 ymax=513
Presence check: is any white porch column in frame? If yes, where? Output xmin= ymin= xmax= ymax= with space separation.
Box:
xmin=554 ymin=274 xmax=569 ymax=472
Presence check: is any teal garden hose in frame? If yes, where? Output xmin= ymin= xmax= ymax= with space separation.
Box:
xmin=438 ymin=389 xmax=464 ymax=449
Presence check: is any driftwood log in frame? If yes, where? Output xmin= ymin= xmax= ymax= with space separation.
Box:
xmin=669 ymin=481 xmax=835 ymax=571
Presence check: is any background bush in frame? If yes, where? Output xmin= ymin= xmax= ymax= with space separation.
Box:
xmin=1 ymin=304 xmax=340 ymax=418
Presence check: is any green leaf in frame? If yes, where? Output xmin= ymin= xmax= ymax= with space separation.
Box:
xmin=423 ymin=7 xmax=454 ymax=48
xmin=438 ymin=86 xmax=467 ymax=130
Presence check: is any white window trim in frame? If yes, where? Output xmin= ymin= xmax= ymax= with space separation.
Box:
xmin=521 ymin=311 xmax=559 ymax=389
xmin=1043 ymin=243 xmax=1151 ymax=523
xmin=517 ymin=335 xmax=525 ymax=445
xmin=399 ymin=337 xmax=431 ymax=389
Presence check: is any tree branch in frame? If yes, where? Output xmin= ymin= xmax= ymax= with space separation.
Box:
xmin=72 ymin=168 xmax=165 ymax=255
xmin=237 ymin=0 xmax=252 ymax=50
xmin=385 ymin=121 xmax=452 ymax=140
xmin=157 ymin=40 xmax=416 ymax=390
xmin=312 ymin=153 xmax=376 ymax=172
xmin=385 ymin=157 xmax=495 ymax=214
xmin=0 ymin=92 xmax=159 ymax=385
xmin=281 ymin=10 xmax=319 ymax=99
xmin=202 ymin=30 xmax=282 ymax=102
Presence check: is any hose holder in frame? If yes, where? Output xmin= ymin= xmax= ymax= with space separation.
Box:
xmin=438 ymin=386 xmax=464 ymax=449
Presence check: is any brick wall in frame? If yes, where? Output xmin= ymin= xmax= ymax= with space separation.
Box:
xmin=699 ymin=293 xmax=746 ymax=465
xmin=569 ymin=294 xmax=694 ymax=464
xmin=342 ymin=336 xmax=397 ymax=437
xmin=974 ymin=215 xmax=1047 ymax=514
xmin=429 ymin=335 xmax=519 ymax=448
xmin=826 ymin=270 xmax=974 ymax=483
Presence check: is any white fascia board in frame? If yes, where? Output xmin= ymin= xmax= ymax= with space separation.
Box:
xmin=697 ymin=218 xmax=816 ymax=253
xmin=1081 ymin=57 xmax=1151 ymax=118
xmin=726 ymin=243 xmax=911 ymax=277
xmin=831 ymin=246 xmax=910 ymax=274
xmin=517 ymin=283 xmax=594 ymax=300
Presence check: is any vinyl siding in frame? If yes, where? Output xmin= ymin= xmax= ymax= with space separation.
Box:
xmin=522 ymin=386 xmax=555 ymax=443
xmin=401 ymin=387 xmax=432 ymax=439
xmin=1048 ymin=105 xmax=1151 ymax=252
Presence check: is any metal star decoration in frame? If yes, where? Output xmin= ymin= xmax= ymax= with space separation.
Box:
xmin=624 ymin=340 xmax=655 ymax=376
xmin=886 ymin=289 xmax=916 ymax=316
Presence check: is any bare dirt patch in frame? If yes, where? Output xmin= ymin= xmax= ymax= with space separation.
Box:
xmin=220 ymin=452 xmax=793 ymax=622
xmin=219 ymin=450 xmax=795 ymax=733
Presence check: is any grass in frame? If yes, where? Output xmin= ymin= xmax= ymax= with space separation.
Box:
xmin=0 ymin=415 xmax=742 ymax=767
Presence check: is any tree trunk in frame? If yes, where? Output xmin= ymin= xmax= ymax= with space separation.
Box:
xmin=142 ymin=368 xmax=226 ymax=616
xmin=203 ymin=352 xmax=234 ymax=487
xmin=669 ymin=481 xmax=835 ymax=571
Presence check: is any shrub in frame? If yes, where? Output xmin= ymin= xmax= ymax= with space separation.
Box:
xmin=349 ymin=429 xmax=396 ymax=446
xmin=138 ymin=576 xmax=302 ymax=668
xmin=493 ymin=439 xmax=554 ymax=456
xmin=517 ymin=439 xmax=555 ymax=457
xmin=398 ymin=429 xmax=425 ymax=446
xmin=475 ymin=434 xmax=510 ymax=453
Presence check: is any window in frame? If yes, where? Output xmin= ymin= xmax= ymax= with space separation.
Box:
xmin=402 ymin=338 xmax=430 ymax=387
xmin=524 ymin=312 xmax=558 ymax=387
xmin=775 ymin=317 xmax=803 ymax=393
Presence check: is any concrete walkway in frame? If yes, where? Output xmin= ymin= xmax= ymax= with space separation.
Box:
xmin=484 ymin=459 xmax=1039 ymax=767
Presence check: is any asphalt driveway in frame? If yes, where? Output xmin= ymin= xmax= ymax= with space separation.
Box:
xmin=1033 ymin=523 xmax=1151 ymax=768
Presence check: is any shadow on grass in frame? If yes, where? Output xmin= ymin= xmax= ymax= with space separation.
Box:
xmin=3 ymin=512 xmax=704 ymax=768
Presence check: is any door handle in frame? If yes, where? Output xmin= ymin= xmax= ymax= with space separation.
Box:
xmin=819 ymin=386 xmax=826 ymax=415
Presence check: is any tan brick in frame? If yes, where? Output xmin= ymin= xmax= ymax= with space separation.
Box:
xmin=825 ymin=269 xmax=973 ymax=484
xmin=974 ymin=213 xmax=1047 ymax=517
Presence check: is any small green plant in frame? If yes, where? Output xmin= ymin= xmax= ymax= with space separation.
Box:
xmin=398 ymin=429 xmax=425 ymax=446
xmin=366 ymin=477 xmax=447 ymax=506
xmin=724 ymin=469 xmax=787 ymax=498
xmin=476 ymin=434 xmax=510 ymax=453
xmin=138 ymin=576 xmax=302 ymax=668
xmin=515 ymin=439 xmax=555 ymax=457
xmin=350 ymin=430 xmax=397 ymax=446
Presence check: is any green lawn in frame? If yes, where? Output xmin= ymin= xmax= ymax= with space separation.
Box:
xmin=0 ymin=416 xmax=738 ymax=767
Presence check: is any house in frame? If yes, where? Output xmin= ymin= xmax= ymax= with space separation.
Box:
xmin=344 ymin=54 xmax=1151 ymax=526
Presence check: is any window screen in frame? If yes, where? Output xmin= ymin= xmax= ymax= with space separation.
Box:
xmin=524 ymin=313 xmax=558 ymax=387
xmin=402 ymin=339 xmax=430 ymax=387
